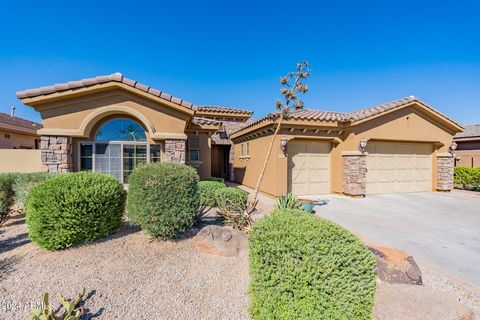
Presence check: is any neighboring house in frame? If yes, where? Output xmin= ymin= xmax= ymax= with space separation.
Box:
xmin=0 ymin=109 xmax=42 ymax=149
xmin=230 ymin=96 xmax=463 ymax=197
xmin=453 ymin=124 xmax=480 ymax=168
xmin=15 ymin=73 xmax=252 ymax=182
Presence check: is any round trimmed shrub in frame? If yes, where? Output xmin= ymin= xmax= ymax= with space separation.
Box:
xmin=26 ymin=172 xmax=126 ymax=250
xmin=249 ymin=209 xmax=376 ymax=320
xmin=198 ymin=181 xmax=225 ymax=208
xmin=203 ymin=176 xmax=225 ymax=183
xmin=127 ymin=163 xmax=199 ymax=238
xmin=0 ymin=174 xmax=15 ymax=224
xmin=215 ymin=187 xmax=248 ymax=212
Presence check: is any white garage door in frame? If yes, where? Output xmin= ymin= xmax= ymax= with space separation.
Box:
xmin=366 ymin=142 xmax=433 ymax=194
xmin=288 ymin=141 xmax=331 ymax=195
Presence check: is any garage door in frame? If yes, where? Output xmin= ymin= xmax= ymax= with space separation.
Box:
xmin=288 ymin=141 xmax=331 ymax=195
xmin=366 ymin=142 xmax=433 ymax=194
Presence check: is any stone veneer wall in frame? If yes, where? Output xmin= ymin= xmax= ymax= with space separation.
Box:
xmin=40 ymin=136 xmax=73 ymax=173
xmin=165 ymin=139 xmax=186 ymax=164
xmin=436 ymin=153 xmax=454 ymax=191
xmin=342 ymin=152 xmax=367 ymax=197
xmin=229 ymin=145 xmax=235 ymax=181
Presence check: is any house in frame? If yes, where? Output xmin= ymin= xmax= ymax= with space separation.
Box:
xmin=230 ymin=96 xmax=463 ymax=197
xmin=453 ymin=124 xmax=480 ymax=168
xmin=15 ymin=73 xmax=252 ymax=182
xmin=0 ymin=109 xmax=42 ymax=149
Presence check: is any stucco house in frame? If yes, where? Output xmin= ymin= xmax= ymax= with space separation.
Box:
xmin=453 ymin=124 xmax=480 ymax=168
xmin=230 ymin=96 xmax=463 ymax=197
xmin=0 ymin=109 xmax=42 ymax=149
xmin=16 ymin=73 xmax=252 ymax=182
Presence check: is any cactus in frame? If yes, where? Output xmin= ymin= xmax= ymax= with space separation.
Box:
xmin=30 ymin=289 xmax=86 ymax=320
xmin=275 ymin=193 xmax=303 ymax=211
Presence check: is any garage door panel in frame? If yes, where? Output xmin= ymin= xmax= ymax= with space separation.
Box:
xmin=288 ymin=141 xmax=331 ymax=195
xmin=367 ymin=142 xmax=432 ymax=194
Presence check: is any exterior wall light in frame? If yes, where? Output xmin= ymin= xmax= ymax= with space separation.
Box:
xmin=449 ymin=141 xmax=458 ymax=153
xmin=359 ymin=139 xmax=368 ymax=154
xmin=280 ymin=136 xmax=288 ymax=154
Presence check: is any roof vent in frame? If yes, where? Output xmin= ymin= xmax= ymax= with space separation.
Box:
xmin=10 ymin=106 xmax=15 ymax=117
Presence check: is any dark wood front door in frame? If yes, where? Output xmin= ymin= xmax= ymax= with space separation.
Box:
xmin=211 ymin=145 xmax=230 ymax=179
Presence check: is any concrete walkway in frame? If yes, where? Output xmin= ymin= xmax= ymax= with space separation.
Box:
xmin=304 ymin=191 xmax=480 ymax=287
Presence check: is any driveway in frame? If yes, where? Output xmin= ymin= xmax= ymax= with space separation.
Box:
xmin=309 ymin=191 xmax=480 ymax=287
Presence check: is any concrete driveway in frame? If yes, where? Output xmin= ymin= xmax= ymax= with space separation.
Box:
xmin=309 ymin=191 xmax=480 ymax=287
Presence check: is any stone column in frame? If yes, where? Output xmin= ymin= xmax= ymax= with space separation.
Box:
xmin=228 ymin=145 xmax=235 ymax=181
xmin=40 ymin=136 xmax=73 ymax=173
xmin=342 ymin=151 xmax=367 ymax=197
xmin=436 ymin=153 xmax=454 ymax=191
xmin=165 ymin=139 xmax=186 ymax=164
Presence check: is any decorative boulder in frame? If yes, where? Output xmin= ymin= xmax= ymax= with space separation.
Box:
xmin=194 ymin=225 xmax=247 ymax=257
xmin=374 ymin=283 xmax=475 ymax=320
xmin=369 ymin=245 xmax=422 ymax=285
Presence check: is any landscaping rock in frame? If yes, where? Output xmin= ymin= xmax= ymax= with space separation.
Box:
xmin=369 ymin=245 xmax=422 ymax=285
xmin=194 ymin=225 xmax=247 ymax=257
xmin=374 ymin=283 xmax=475 ymax=320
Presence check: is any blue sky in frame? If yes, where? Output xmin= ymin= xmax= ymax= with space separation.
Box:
xmin=0 ymin=0 xmax=479 ymax=124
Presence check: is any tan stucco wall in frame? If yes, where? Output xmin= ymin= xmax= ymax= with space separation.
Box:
xmin=233 ymin=106 xmax=458 ymax=196
xmin=35 ymin=90 xmax=190 ymax=139
xmin=0 ymin=130 xmax=38 ymax=149
xmin=0 ymin=149 xmax=43 ymax=172
xmin=186 ymin=132 xmax=211 ymax=179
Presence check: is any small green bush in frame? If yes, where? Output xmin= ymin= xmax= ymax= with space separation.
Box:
xmin=12 ymin=172 xmax=54 ymax=210
xmin=127 ymin=163 xmax=199 ymax=238
xmin=203 ymin=176 xmax=225 ymax=183
xmin=275 ymin=193 xmax=303 ymax=210
xmin=249 ymin=209 xmax=376 ymax=320
xmin=0 ymin=174 xmax=15 ymax=226
xmin=198 ymin=181 xmax=225 ymax=208
xmin=26 ymin=172 xmax=126 ymax=250
xmin=454 ymin=167 xmax=480 ymax=190
xmin=215 ymin=187 xmax=248 ymax=213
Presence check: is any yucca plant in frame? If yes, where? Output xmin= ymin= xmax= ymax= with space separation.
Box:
xmin=275 ymin=193 xmax=303 ymax=210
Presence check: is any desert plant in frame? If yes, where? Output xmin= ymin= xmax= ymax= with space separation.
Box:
xmin=127 ymin=163 xmax=199 ymax=238
xmin=30 ymin=288 xmax=86 ymax=320
xmin=203 ymin=176 xmax=225 ymax=183
xmin=249 ymin=209 xmax=376 ymax=319
xmin=26 ymin=172 xmax=126 ymax=250
xmin=0 ymin=174 xmax=15 ymax=226
xmin=274 ymin=193 xmax=303 ymax=210
xmin=214 ymin=187 xmax=251 ymax=230
xmin=12 ymin=172 xmax=54 ymax=211
xmin=197 ymin=180 xmax=226 ymax=218
xmin=250 ymin=61 xmax=310 ymax=204
xmin=454 ymin=166 xmax=480 ymax=190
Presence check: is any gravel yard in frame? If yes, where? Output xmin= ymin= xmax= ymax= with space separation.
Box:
xmin=0 ymin=214 xmax=249 ymax=319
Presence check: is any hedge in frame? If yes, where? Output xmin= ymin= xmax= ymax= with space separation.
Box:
xmin=26 ymin=172 xmax=126 ymax=250
xmin=0 ymin=175 xmax=15 ymax=224
xmin=127 ymin=163 xmax=199 ymax=238
xmin=249 ymin=209 xmax=376 ymax=320
xmin=203 ymin=177 xmax=225 ymax=183
xmin=215 ymin=187 xmax=248 ymax=213
xmin=454 ymin=167 xmax=480 ymax=190
xmin=198 ymin=181 xmax=225 ymax=208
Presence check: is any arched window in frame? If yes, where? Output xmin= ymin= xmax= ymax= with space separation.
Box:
xmin=95 ymin=118 xmax=147 ymax=142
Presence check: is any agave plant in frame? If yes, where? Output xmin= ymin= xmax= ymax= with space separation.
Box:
xmin=30 ymin=288 xmax=86 ymax=320
xmin=275 ymin=193 xmax=303 ymax=210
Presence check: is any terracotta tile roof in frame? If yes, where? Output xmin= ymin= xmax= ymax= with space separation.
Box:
xmin=454 ymin=124 xmax=480 ymax=139
xmin=211 ymin=119 xmax=256 ymax=145
xmin=193 ymin=105 xmax=253 ymax=115
xmin=0 ymin=112 xmax=42 ymax=134
xmin=231 ymin=96 xmax=461 ymax=136
xmin=192 ymin=117 xmax=222 ymax=126
xmin=16 ymin=73 xmax=195 ymax=109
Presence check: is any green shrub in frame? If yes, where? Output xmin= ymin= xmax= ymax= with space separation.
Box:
xmin=275 ymin=193 xmax=303 ymax=210
xmin=12 ymin=172 xmax=54 ymax=210
xmin=203 ymin=176 xmax=225 ymax=183
xmin=0 ymin=174 xmax=15 ymax=226
xmin=26 ymin=172 xmax=126 ymax=250
xmin=215 ymin=187 xmax=248 ymax=213
xmin=249 ymin=209 xmax=376 ymax=320
xmin=127 ymin=163 xmax=199 ymax=238
xmin=198 ymin=181 xmax=225 ymax=208
xmin=454 ymin=167 xmax=480 ymax=190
